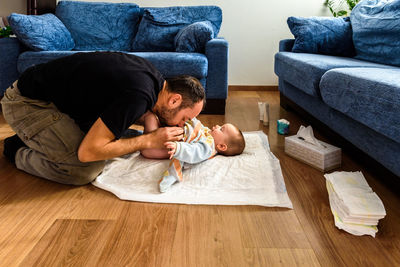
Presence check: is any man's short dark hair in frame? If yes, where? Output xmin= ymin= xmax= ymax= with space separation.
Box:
xmin=165 ymin=75 xmax=205 ymax=109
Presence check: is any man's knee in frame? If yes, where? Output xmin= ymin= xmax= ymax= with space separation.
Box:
xmin=70 ymin=161 xmax=105 ymax=185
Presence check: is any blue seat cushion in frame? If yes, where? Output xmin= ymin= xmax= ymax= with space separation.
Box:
xmin=55 ymin=1 xmax=141 ymax=51
xmin=18 ymin=51 xmax=208 ymax=79
xmin=320 ymin=67 xmax=400 ymax=142
xmin=132 ymin=6 xmax=222 ymax=52
xmin=274 ymin=52 xmax=395 ymax=97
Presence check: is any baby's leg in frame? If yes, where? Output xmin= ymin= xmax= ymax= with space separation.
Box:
xmin=159 ymin=159 xmax=183 ymax=192
xmin=140 ymin=112 xmax=169 ymax=159
xmin=141 ymin=148 xmax=170 ymax=159
xmin=143 ymin=111 xmax=160 ymax=134
xmin=159 ymin=175 xmax=177 ymax=193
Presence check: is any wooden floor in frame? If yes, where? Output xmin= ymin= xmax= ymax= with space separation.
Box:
xmin=1 ymin=91 xmax=399 ymax=266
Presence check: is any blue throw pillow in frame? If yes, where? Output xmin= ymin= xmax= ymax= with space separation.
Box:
xmin=56 ymin=1 xmax=141 ymax=51
xmin=8 ymin=13 xmax=74 ymax=51
xmin=175 ymin=21 xmax=215 ymax=53
xmin=351 ymin=0 xmax=400 ymax=67
xmin=287 ymin=16 xmax=355 ymax=57
xmin=132 ymin=6 xmax=222 ymax=52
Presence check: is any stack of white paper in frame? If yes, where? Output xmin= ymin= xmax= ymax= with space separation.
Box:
xmin=324 ymin=171 xmax=386 ymax=237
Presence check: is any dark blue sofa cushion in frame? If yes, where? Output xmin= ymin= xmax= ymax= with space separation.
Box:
xmin=175 ymin=21 xmax=215 ymax=53
xmin=17 ymin=51 xmax=208 ymax=80
xmin=320 ymin=67 xmax=400 ymax=142
xmin=0 ymin=38 xmax=21 ymax=96
xmin=55 ymin=1 xmax=141 ymax=51
xmin=351 ymin=0 xmax=400 ymax=67
xmin=132 ymin=6 xmax=222 ymax=52
xmin=274 ymin=52 xmax=395 ymax=97
xmin=8 ymin=13 xmax=74 ymax=51
xmin=287 ymin=16 xmax=355 ymax=57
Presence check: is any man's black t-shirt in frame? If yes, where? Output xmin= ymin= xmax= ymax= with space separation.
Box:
xmin=17 ymin=52 xmax=165 ymax=139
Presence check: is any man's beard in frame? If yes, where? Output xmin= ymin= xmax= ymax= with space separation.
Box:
xmin=154 ymin=105 xmax=180 ymax=126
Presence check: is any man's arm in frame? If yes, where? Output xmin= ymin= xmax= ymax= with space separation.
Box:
xmin=77 ymin=117 xmax=183 ymax=162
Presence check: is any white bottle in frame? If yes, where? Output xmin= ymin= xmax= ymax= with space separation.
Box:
xmin=263 ymin=102 xmax=269 ymax=126
xmin=258 ymin=102 xmax=264 ymax=121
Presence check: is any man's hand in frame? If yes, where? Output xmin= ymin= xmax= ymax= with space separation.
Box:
xmin=164 ymin=141 xmax=177 ymax=159
xmin=148 ymin=127 xmax=183 ymax=149
xmin=140 ymin=113 xmax=183 ymax=159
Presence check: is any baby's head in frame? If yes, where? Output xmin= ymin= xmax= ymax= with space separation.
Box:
xmin=210 ymin=123 xmax=245 ymax=156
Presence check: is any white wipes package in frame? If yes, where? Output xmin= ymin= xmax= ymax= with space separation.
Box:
xmin=324 ymin=171 xmax=386 ymax=237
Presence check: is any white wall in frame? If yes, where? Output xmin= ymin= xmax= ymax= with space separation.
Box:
xmin=2 ymin=0 xmax=331 ymax=85
xmin=125 ymin=0 xmax=331 ymax=86
xmin=0 ymin=0 xmax=26 ymax=17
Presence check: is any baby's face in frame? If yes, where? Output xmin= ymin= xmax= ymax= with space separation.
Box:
xmin=210 ymin=123 xmax=237 ymax=145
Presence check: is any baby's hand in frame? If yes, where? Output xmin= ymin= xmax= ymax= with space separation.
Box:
xmin=164 ymin=141 xmax=177 ymax=159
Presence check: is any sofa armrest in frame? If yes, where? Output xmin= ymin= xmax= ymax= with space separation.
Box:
xmin=279 ymin=39 xmax=295 ymax=52
xmin=0 ymin=37 xmax=21 ymax=96
xmin=205 ymin=37 xmax=228 ymax=99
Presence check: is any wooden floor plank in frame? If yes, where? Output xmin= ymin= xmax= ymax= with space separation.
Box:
xmin=238 ymin=206 xmax=311 ymax=249
xmin=0 ymin=180 xmax=78 ymax=266
xmin=57 ymin=186 xmax=125 ymax=220
xmin=20 ymin=219 xmax=115 ymax=266
xmin=244 ymin=248 xmax=321 ymax=267
xmin=96 ymin=202 xmax=179 ymax=266
xmin=170 ymin=205 xmax=247 ymax=267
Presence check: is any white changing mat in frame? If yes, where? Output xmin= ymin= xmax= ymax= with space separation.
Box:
xmin=93 ymin=131 xmax=293 ymax=208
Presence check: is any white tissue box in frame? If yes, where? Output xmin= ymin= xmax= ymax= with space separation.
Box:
xmin=285 ymin=135 xmax=341 ymax=172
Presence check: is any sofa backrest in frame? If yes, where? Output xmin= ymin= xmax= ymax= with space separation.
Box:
xmin=55 ymin=1 xmax=141 ymax=51
xmin=12 ymin=1 xmax=222 ymax=53
xmin=55 ymin=1 xmax=221 ymax=52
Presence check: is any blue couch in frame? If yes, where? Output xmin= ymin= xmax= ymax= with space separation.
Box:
xmin=275 ymin=0 xmax=400 ymax=177
xmin=275 ymin=39 xmax=400 ymax=177
xmin=0 ymin=1 xmax=228 ymax=114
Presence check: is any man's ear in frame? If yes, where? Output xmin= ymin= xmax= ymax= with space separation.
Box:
xmin=216 ymin=143 xmax=227 ymax=152
xmin=168 ymin=93 xmax=182 ymax=109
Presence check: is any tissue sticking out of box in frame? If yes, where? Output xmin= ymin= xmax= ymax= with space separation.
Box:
xmin=277 ymin=119 xmax=290 ymax=135
xmin=297 ymin=125 xmax=324 ymax=148
xmin=284 ymin=125 xmax=341 ymax=171
xmin=324 ymin=171 xmax=386 ymax=237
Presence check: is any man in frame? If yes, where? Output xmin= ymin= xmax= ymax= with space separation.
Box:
xmin=1 ymin=52 xmax=205 ymax=185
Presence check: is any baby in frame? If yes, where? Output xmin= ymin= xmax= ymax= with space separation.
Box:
xmin=141 ymin=112 xmax=245 ymax=192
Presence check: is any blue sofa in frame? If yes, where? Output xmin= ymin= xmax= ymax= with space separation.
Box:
xmin=275 ymin=41 xmax=400 ymax=177
xmin=275 ymin=0 xmax=400 ymax=177
xmin=0 ymin=1 xmax=228 ymax=114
